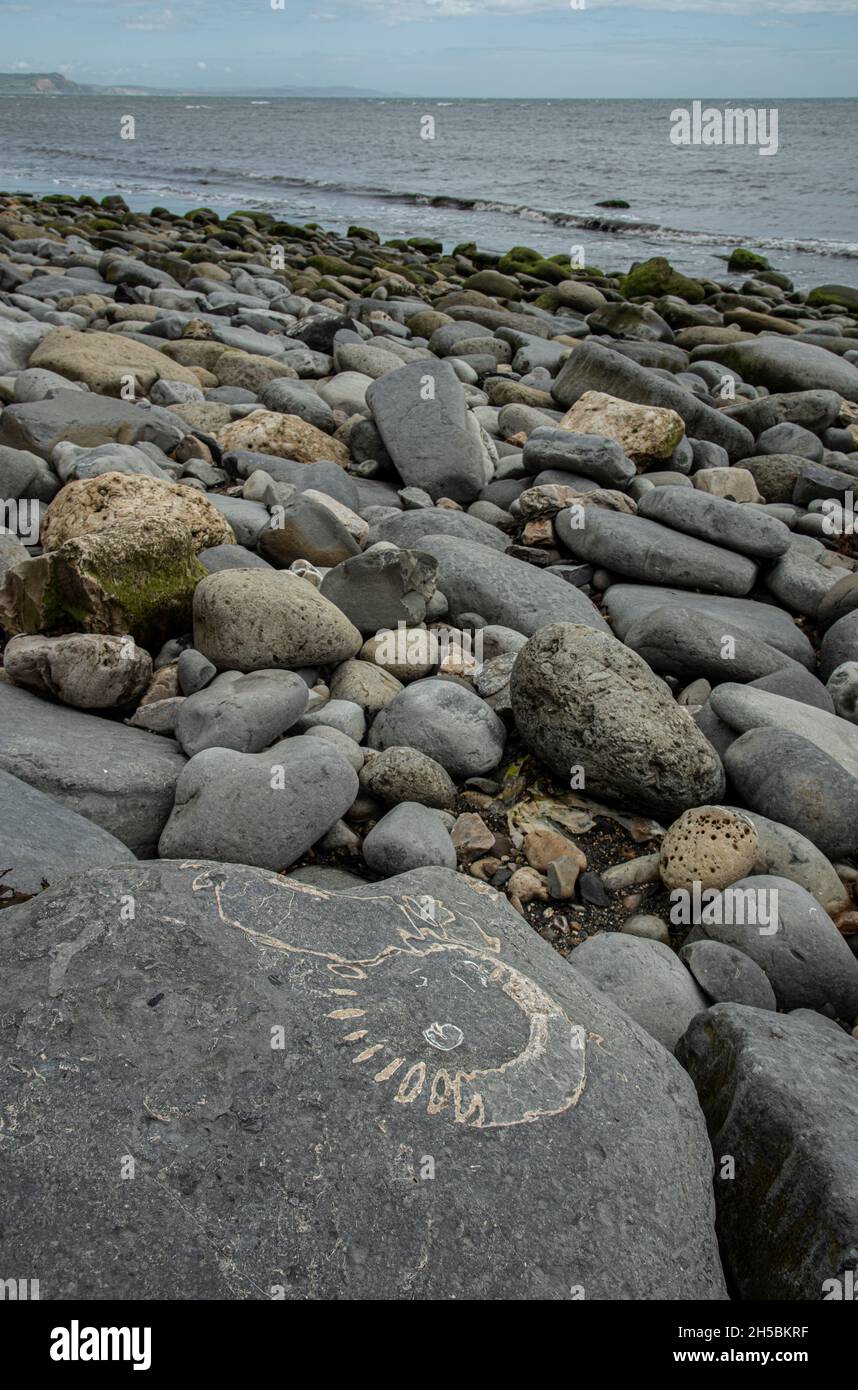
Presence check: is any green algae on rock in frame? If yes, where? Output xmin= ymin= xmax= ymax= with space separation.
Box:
xmin=0 ymin=519 xmax=206 ymax=648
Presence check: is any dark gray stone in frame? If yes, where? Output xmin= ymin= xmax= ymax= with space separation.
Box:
xmin=362 ymin=802 xmax=456 ymax=875
xmin=725 ymin=728 xmax=858 ymax=861
xmin=556 ymin=509 xmax=758 ymax=597
xmin=623 ymin=606 xmax=793 ymax=685
xmin=603 ymin=584 xmax=815 ymax=669
xmin=159 ymin=734 xmax=358 ymax=870
xmin=695 ymin=337 xmax=858 ymax=398
xmin=711 ymin=682 xmax=858 ymax=780
xmin=258 ymin=495 xmax=360 ymax=569
xmin=570 ymin=933 xmax=708 ymax=1052
xmin=522 ymin=429 xmax=636 ymax=488
xmin=749 ymin=665 xmax=835 ymax=714
xmin=198 ymin=543 xmax=273 ymax=574
xmin=726 ymin=389 xmax=842 ymax=437
xmin=320 ymin=548 xmax=437 ymax=634
xmin=415 ymin=535 xmax=610 ymax=636
xmin=0 ymin=767 xmax=135 ymax=899
xmin=175 ymin=670 xmax=309 ymax=757
xmin=259 ymin=379 xmax=336 ymax=433
xmin=225 ymin=451 xmax=361 ymax=511
xmin=366 ymin=360 xmax=488 ymax=503
xmin=0 ymin=859 xmax=727 ymax=1298
xmin=765 ymin=547 xmax=842 ymax=619
xmin=685 ymin=875 xmax=858 ymax=1017
xmin=636 ymin=486 xmax=791 ymax=560
xmin=0 ymin=682 xmax=185 ymax=856
xmin=756 ymin=422 xmax=824 ymax=461
xmin=679 ymin=940 xmax=776 ymax=1010
xmin=205 ymin=494 xmax=270 ymax=549
xmin=0 ymin=391 xmax=186 ymax=459
xmin=367 ymin=508 xmax=508 ymax=553
xmin=177 ymin=648 xmax=217 ymax=696
xmin=369 ymin=677 xmax=506 ymax=779
xmin=739 ymin=453 xmax=805 ymax=503
xmin=821 ymin=609 xmax=858 ymax=682
xmin=677 ymin=1004 xmax=858 ymax=1298
xmin=0 ymin=443 xmax=60 ymax=502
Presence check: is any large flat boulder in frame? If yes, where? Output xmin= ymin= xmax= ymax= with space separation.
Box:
xmin=416 ymin=535 xmax=610 ymax=636
xmin=0 ymin=683 xmax=185 ymax=856
xmin=0 ymin=391 xmax=187 ymax=460
xmin=693 ymin=337 xmax=858 ymax=397
xmin=0 ymin=860 xmax=727 ymax=1299
xmin=603 ymin=584 xmax=815 ymax=669
xmin=29 ymin=327 xmax=201 ymax=397
xmin=556 ymin=509 xmax=758 ymax=598
xmin=0 ymin=768 xmax=135 ymax=899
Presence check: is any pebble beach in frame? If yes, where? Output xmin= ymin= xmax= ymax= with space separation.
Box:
xmin=1 ymin=188 xmax=858 ymax=1302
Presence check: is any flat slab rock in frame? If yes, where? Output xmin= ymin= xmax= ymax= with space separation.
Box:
xmin=0 ymin=861 xmax=726 ymax=1300
xmin=0 ymin=767 xmax=135 ymax=898
xmin=678 ymin=1004 xmax=858 ymax=1300
xmin=603 ymin=584 xmax=815 ymax=669
xmin=0 ymin=682 xmax=186 ymax=857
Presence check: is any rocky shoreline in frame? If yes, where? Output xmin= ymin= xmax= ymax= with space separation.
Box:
xmin=1 ymin=190 xmax=857 ymax=1300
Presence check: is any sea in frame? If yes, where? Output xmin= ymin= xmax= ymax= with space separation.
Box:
xmin=0 ymin=96 xmax=856 ymax=289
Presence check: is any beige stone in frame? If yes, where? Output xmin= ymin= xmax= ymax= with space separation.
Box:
xmin=360 ymin=628 xmax=436 ymax=682
xmin=329 ymin=658 xmax=403 ymax=717
xmin=524 ymin=827 xmax=587 ymax=875
xmin=42 ymin=471 xmax=235 ymax=553
xmin=28 ymin=327 xmax=201 ymax=397
xmin=693 ymin=468 xmax=763 ymax=503
xmin=451 ymin=812 xmax=496 ymax=858
xmin=560 ymin=390 xmax=685 ymax=464
xmin=3 ymin=632 xmax=152 ymax=709
xmin=659 ymin=806 xmax=759 ymax=893
xmin=214 ymin=350 xmax=299 ymax=391
xmin=214 ymin=411 xmax=350 ymax=466
xmin=193 ymin=569 xmax=362 ymax=671
xmin=140 ymin=661 xmax=180 ymax=705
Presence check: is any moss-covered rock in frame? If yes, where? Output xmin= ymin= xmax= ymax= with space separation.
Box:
xmin=497 ymin=245 xmax=541 ymax=276
xmin=530 ymin=257 xmax=574 ymax=285
xmin=406 ymin=236 xmax=442 ymax=254
xmin=727 ymin=247 xmax=771 ymax=273
xmin=0 ymin=520 xmax=206 ymax=649
xmin=620 ymin=257 xmax=705 ymax=304
xmin=308 ymin=253 xmax=366 ymax=280
xmin=806 ymin=284 xmax=858 ymax=311
xmin=463 ymin=269 xmax=522 ymax=300
xmin=347 ymin=224 xmax=381 ymax=243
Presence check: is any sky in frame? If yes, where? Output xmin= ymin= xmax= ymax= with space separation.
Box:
xmin=2 ymin=0 xmax=858 ymax=98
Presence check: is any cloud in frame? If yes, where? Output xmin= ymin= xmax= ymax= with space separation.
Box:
xmin=352 ymin=0 xmax=858 ymax=15
xmin=126 ymin=6 xmax=176 ymax=29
